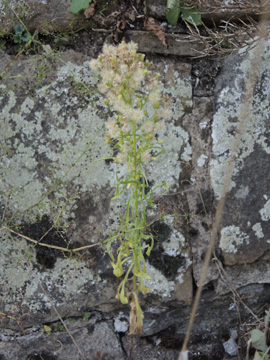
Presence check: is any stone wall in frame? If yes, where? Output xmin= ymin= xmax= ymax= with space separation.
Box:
xmin=0 ymin=1 xmax=270 ymax=359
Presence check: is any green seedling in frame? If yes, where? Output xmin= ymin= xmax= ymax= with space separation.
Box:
xmin=0 ymin=40 xmax=6 ymax=51
xmin=83 ymin=311 xmax=91 ymax=322
xmin=54 ymin=322 xmax=65 ymax=332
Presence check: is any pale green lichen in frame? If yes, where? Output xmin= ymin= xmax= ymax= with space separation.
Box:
xmin=234 ymin=185 xmax=249 ymax=199
xmin=252 ymin=222 xmax=264 ymax=239
xmin=0 ymin=53 xmax=193 ymax=312
xmin=259 ymin=198 xmax=270 ymax=221
xmin=199 ymin=121 xmax=208 ymax=130
xmin=219 ymin=225 xmax=250 ymax=253
xmin=144 ymin=261 xmax=175 ymax=298
xmin=210 ymin=37 xmax=270 ymax=199
xmin=176 ymin=255 xmax=192 ymax=285
xmin=162 ymin=216 xmax=186 ymax=257
xmin=0 ymin=228 xmax=98 ymax=313
xmin=197 ymin=154 xmax=208 ymax=167
xmin=1 ymin=57 xmax=192 ymax=223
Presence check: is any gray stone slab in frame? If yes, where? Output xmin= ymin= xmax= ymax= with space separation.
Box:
xmin=209 ymin=36 xmax=270 ymax=292
xmin=125 ymin=30 xmax=205 ymax=57
xmin=0 ymin=319 xmax=125 ymax=360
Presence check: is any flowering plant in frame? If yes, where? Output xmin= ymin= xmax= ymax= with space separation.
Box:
xmin=90 ymin=41 xmax=170 ymax=334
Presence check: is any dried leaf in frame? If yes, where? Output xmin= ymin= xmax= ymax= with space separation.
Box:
xmin=144 ymin=17 xmax=167 ymax=47
xmin=126 ymin=9 xmax=136 ymax=22
xmin=113 ymin=19 xmax=126 ymax=43
xmin=129 ymin=301 xmax=137 ymax=335
xmin=43 ymin=325 xmax=52 ymax=335
xmin=117 ymin=19 xmax=126 ymax=31
xmin=84 ymin=1 xmax=96 ymax=18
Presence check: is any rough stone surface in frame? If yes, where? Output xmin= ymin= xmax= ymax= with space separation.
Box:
xmin=0 ymin=317 xmax=124 ymax=359
xmin=0 ymin=0 xmax=88 ymax=35
xmin=210 ymin=37 xmax=270 ymax=294
xmin=1 ymin=5 xmax=270 ymax=360
xmin=0 ymin=43 xmax=194 ymax=333
xmin=125 ymin=30 xmax=205 ymax=57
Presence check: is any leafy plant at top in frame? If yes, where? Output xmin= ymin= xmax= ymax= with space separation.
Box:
xmin=90 ymin=41 xmax=170 ymax=334
xmin=167 ymin=0 xmax=202 ymax=26
xmin=70 ymin=0 xmax=92 ymax=14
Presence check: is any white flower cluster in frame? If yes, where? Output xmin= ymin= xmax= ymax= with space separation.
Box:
xmin=90 ymin=41 xmax=171 ymax=165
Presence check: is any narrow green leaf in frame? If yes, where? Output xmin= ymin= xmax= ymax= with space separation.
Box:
xmin=146 ymin=235 xmax=154 ymax=256
xmin=166 ymin=0 xmax=181 ymax=26
xmin=70 ymin=0 xmax=92 ymax=14
xmin=133 ymin=268 xmax=151 ymax=279
xmin=259 ymin=352 xmax=270 ymax=360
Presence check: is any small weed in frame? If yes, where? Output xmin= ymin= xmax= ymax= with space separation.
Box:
xmin=90 ymin=41 xmax=170 ymax=337
xmin=0 ymin=39 xmax=7 ymax=51
xmin=83 ymin=311 xmax=91 ymax=322
xmin=54 ymin=322 xmax=65 ymax=332
xmin=12 ymin=24 xmax=38 ymax=52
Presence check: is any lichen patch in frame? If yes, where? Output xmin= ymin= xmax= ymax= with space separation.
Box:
xmin=210 ymin=37 xmax=270 ymax=199
xmin=252 ymin=222 xmax=264 ymax=239
xmin=219 ymin=225 xmax=250 ymax=253
xmin=259 ymin=198 xmax=270 ymax=221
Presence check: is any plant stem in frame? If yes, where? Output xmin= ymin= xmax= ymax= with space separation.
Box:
xmin=132 ymin=124 xmax=139 ymax=293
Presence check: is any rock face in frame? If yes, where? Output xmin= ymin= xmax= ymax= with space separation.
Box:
xmin=0 ymin=2 xmax=270 ymax=360
xmin=211 ymin=38 xmax=270 ymax=294
xmin=0 ymin=0 xmax=86 ymax=34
